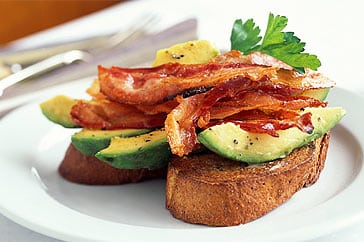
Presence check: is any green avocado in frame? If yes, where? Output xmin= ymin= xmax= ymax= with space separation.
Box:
xmin=95 ymin=128 xmax=171 ymax=170
xmin=197 ymin=107 xmax=345 ymax=164
xmin=301 ymin=88 xmax=330 ymax=101
xmin=71 ymin=128 xmax=152 ymax=156
xmin=40 ymin=95 xmax=78 ymax=128
xmin=152 ymin=40 xmax=220 ymax=66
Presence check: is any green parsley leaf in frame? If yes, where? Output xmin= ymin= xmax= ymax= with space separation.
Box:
xmin=230 ymin=13 xmax=321 ymax=73
xmin=230 ymin=19 xmax=261 ymax=53
xmin=260 ymin=13 xmax=288 ymax=48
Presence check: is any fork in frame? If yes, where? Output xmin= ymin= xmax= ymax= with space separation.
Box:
xmin=0 ymin=14 xmax=159 ymax=96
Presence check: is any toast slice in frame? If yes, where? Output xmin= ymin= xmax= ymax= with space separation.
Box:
xmin=58 ymin=144 xmax=166 ymax=185
xmin=166 ymin=133 xmax=330 ymax=226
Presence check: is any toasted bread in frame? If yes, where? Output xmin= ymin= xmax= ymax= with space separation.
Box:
xmin=165 ymin=133 xmax=330 ymax=226
xmin=58 ymin=144 xmax=166 ymax=185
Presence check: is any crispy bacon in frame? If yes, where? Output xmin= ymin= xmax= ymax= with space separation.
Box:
xmin=165 ymin=95 xmax=204 ymax=156
xmin=166 ymin=76 xmax=263 ymax=156
xmin=209 ymin=92 xmax=326 ymax=120
xmin=220 ymin=51 xmax=335 ymax=89
xmin=274 ymin=68 xmax=335 ymax=89
xmin=86 ymin=79 xmax=179 ymax=114
xmin=165 ymin=76 xmax=324 ymax=157
xmin=98 ymin=51 xmax=334 ymax=106
xmin=212 ymin=110 xmax=313 ymax=137
xmin=75 ymin=50 xmax=334 ymax=157
xmin=134 ymin=99 xmax=179 ymax=115
xmin=70 ymin=100 xmax=166 ymax=130
xmin=211 ymin=50 xmax=293 ymax=70
xmin=98 ymin=60 xmax=279 ymax=105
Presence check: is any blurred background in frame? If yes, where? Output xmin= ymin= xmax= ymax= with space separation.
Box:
xmin=0 ymin=0 xmax=124 ymax=45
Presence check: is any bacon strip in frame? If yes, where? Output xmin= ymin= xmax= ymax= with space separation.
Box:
xmin=209 ymin=91 xmax=326 ymax=120
xmin=98 ymin=60 xmax=279 ymax=105
xmin=134 ymin=99 xmax=179 ymax=115
xmin=166 ymin=95 xmax=204 ymax=156
xmin=166 ymin=76 xmax=261 ymax=156
xmin=213 ymin=110 xmax=313 ymax=137
xmin=71 ymin=100 xmax=166 ymax=130
xmin=98 ymin=51 xmax=334 ymax=106
xmin=76 ymin=50 xmax=334 ymax=157
xmin=165 ymin=76 xmax=324 ymax=157
xmin=211 ymin=50 xmax=293 ymax=70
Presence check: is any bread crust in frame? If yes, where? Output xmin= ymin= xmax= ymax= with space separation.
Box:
xmin=165 ymin=133 xmax=330 ymax=226
xmin=59 ymin=144 xmax=166 ymax=185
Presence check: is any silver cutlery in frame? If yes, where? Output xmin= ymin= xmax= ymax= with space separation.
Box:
xmin=0 ymin=50 xmax=92 ymax=96
xmin=0 ymin=18 xmax=198 ymax=117
xmin=0 ymin=13 xmax=160 ymax=96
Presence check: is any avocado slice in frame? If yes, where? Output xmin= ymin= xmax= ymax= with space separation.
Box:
xmin=152 ymin=40 xmax=220 ymax=66
xmin=198 ymin=107 xmax=345 ymax=164
xmin=40 ymin=95 xmax=78 ymax=128
xmin=96 ymin=129 xmax=171 ymax=170
xmin=301 ymin=88 xmax=330 ymax=101
xmin=71 ymin=128 xmax=152 ymax=156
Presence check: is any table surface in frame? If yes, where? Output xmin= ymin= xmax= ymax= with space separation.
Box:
xmin=0 ymin=0 xmax=122 ymax=45
xmin=1 ymin=0 xmax=363 ymax=241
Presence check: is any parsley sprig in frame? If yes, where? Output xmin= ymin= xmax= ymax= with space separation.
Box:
xmin=230 ymin=13 xmax=321 ymax=74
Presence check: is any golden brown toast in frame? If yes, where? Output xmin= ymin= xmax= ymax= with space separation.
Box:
xmin=58 ymin=144 xmax=166 ymax=185
xmin=165 ymin=133 xmax=330 ymax=226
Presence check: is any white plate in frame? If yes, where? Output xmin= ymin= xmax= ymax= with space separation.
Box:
xmin=0 ymin=80 xmax=363 ymax=242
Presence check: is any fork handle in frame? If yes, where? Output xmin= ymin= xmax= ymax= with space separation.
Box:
xmin=0 ymin=50 xmax=91 ymax=96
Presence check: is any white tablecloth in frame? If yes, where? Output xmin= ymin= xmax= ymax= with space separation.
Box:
xmin=1 ymin=0 xmax=363 ymax=241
